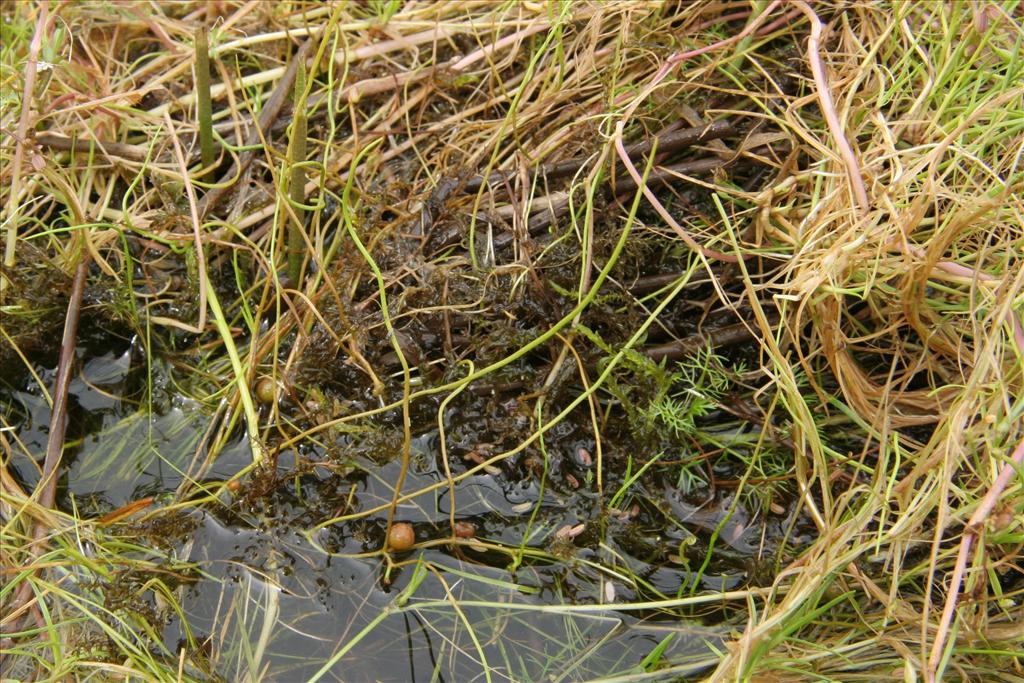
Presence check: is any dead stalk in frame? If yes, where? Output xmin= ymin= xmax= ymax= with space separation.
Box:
xmin=926 ymin=436 xmax=1024 ymax=682
xmin=3 ymin=3 xmax=49 ymax=290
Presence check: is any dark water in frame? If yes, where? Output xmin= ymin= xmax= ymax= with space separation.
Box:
xmin=2 ymin=329 xmax=813 ymax=681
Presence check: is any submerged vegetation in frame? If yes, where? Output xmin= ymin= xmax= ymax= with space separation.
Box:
xmin=1 ymin=1 xmax=1022 ymax=681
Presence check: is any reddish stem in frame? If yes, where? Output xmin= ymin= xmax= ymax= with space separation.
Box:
xmin=793 ymin=1 xmax=870 ymax=213
xmin=3 ymin=2 xmax=49 ymax=276
xmin=927 ymin=436 xmax=1024 ymax=682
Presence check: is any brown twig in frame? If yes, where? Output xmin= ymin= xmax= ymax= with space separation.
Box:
xmin=439 ymin=150 xmax=769 ymax=257
xmin=37 ymin=260 xmax=87 ymax=509
xmin=528 ymin=153 xmax=758 ymax=235
xmin=8 ymin=255 xmax=89 ymax=635
xmin=34 ymin=133 xmax=150 ymax=163
xmin=643 ymin=318 xmax=768 ymax=362
xmin=463 ymin=120 xmax=736 ymax=194
xmin=609 ymin=0 xmax=784 ymax=263
xmin=614 ymin=126 xmax=741 ymax=262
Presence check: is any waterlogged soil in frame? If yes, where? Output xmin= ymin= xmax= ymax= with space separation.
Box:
xmin=2 ymin=93 xmax=823 ymax=679
xmin=2 ymin=308 xmax=827 ymax=682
